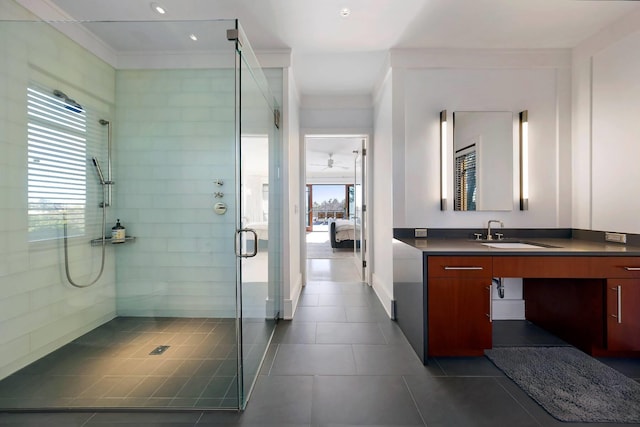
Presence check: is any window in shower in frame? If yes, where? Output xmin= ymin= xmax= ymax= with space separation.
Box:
xmin=27 ymin=83 xmax=88 ymax=242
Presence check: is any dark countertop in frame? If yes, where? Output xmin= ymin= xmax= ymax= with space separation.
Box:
xmin=393 ymin=237 xmax=640 ymax=256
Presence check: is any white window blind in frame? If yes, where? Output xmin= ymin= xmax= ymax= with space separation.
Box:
xmin=454 ymin=145 xmax=477 ymax=211
xmin=27 ymin=84 xmax=89 ymax=242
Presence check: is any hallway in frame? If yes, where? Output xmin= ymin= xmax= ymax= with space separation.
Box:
xmin=2 ymin=259 xmax=640 ymax=425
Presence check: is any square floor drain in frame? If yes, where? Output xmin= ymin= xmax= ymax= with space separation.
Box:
xmin=149 ymin=345 xmax=170 ymax=355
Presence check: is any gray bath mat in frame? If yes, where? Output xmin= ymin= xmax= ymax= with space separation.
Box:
xmin=485 ymin=347 xmax=640 ymax=423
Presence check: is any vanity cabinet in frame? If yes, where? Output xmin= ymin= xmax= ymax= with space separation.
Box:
xmin=606 ymin=279 xmax=640 ymax=352
xmin=393 ymin=238 xmax=640 ymax=362
xmin=506 ymin=257 xmax=640 ymax=355
xmin=427 ymin=257 xmax=492 ymax=356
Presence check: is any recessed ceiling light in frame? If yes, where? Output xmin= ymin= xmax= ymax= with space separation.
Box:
xmin=339 ymin=7 xmax=351 ymax=18
xmin=189 ymin=33 xmax=198 ymax=41
xmin=150 ymin=2 xmax=166 ymax=14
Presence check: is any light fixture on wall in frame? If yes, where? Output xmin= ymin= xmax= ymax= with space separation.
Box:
xmin=519 ymin=110 xmax=529 ymax=210
xmin=440 ymin=110 xmax=448 ymax=210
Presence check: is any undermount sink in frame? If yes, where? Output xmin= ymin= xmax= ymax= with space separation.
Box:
xmin=481 ymin=241 xmax=551 ymax=249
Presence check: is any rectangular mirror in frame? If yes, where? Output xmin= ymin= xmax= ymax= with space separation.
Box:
xmin=452 ymin=111 xmax=513 ymax=211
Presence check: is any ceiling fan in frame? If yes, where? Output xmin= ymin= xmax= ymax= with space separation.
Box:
xmin=312 ymin=153 xmax=350 ymax=170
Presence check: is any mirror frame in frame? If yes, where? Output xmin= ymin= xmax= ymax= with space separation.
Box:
xmin=441 ymin=110 xmax=516 ymax=212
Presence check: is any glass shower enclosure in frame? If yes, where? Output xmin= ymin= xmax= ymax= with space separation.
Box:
xmin=0 ymin=3 xmax=279 ymax=411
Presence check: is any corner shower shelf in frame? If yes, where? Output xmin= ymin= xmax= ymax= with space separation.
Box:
xmin=90 ymin=236 xmax=136 ymax=246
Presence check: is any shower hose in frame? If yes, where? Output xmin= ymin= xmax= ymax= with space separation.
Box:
xmin=63 ymin=184 xmax=107 ymax=288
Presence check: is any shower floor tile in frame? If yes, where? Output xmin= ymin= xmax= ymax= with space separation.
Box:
xmin=0 ymin=316 xmax=269 ymax=410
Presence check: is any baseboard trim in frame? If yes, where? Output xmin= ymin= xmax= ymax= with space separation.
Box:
xmin=372 ymin=273 xmax=393 ymax=318
xmin=283 ymin=273 xmax=302 ymax=319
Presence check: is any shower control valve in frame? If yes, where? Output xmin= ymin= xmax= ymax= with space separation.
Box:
xmin=214 ymin=192 xmax=224 ymax=199
xmin=214 ymin=179 xmax=224 ymax=186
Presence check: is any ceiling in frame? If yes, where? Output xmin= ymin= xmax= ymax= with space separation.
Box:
xmin=306 ymin=137 xmax=362 ymax=179
xmin=25 ymin=0 xmax=640 ymax=96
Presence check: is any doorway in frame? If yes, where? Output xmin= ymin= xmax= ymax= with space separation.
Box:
xmin=304 ymin=135 xmax=368 ymax=283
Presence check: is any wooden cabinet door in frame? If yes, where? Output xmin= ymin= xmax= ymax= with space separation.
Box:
xmin=607 ymin=279 xmax=640 ymax=351
xmin=428 ymin=278 xmax=492 ymax=356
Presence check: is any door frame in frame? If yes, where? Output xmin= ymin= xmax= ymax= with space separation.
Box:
xmin=302 ymin=133 xmax=371 ymax=284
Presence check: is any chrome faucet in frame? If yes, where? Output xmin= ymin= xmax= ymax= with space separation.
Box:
xmin=486 ymin=220 xmax=504 ymax=240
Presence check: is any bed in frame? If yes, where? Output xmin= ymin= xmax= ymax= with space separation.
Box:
xmin=330 ymin=219 xmax=360 ymax=250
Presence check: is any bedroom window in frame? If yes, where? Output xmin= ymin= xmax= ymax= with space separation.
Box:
xmin=346 ymin=184 xmax=355 ymax=219
xmin=311 ymin=184 xmax=346 ymax=224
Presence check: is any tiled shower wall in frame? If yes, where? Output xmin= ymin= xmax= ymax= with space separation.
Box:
xmin=0 ymin=0 xmax=285 ymax=380
xmin=0 ymin=2 xmax=117 ymax=380
xmin=113 ymin=69 xmax=238 ymax=318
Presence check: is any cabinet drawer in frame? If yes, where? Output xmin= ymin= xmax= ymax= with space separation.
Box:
xmin=599 ymin=258 xmax=640 ymax=278
xmin=427 ymin=256 xmax=492 ymax=278
xmin=493 ymin=256 xmax=640 ymax=278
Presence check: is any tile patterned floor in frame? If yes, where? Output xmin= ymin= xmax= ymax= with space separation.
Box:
xmin=1 ymin=258 xmax=640 ymax=426
xmin=0 ymin=318 xmax=243 ymax=409
xmin=306 ymin=231 xmax=356 ymax=259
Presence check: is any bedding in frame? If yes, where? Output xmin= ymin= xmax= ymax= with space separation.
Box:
xmin=333 ymin=219 xmax=359 ymax=242
xmin=329 ymin=219 xmax=360 ymax=249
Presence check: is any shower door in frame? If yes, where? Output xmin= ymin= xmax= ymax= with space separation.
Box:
xmin=233 ymin=23 xmax=280 ymax=409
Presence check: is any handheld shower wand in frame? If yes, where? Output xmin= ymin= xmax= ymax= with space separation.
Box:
xmin=64 ymin=119 xmax=114 ymax=289
xmin=92 ymin=157 xmax=106 ymax=186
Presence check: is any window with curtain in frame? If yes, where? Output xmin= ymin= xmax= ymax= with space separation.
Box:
xmin=27 ymin=83 xmax=89 ymax=242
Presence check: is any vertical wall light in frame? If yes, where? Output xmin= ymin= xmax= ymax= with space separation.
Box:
xmin=440 ymin=110 xmax=447 ymax=210
xmin=519 ymin=110 xmax=529 ymax=210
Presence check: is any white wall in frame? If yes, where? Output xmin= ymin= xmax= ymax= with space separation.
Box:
xmin=392 ymin=50 xmax=572 ymax=229
xmin=572 ymin=8 xmax=640 ymax=234
xmin=282 ymin=66 xmax=302 ymax=319
xmin=300 ymin=95 xmax=373 ymax=131
xmin=111 ymin=64 xmax=285 ymax=318
xmin=0 ymin=2 xmax=117 ymax=380
xmin=307 ymin=177 xmax=354 ymax=185
xmin=570 ymin=55 xmax=593 ymax=231
xmin=114 ymin=69 xmax=238 ymax=317
xmin=371 ymin=70 xmax=395 ymax=315
xmin=374 ymin=49 xmax=572 ymax=320
xmin=591 ymin=34 xmax=640 ymax=234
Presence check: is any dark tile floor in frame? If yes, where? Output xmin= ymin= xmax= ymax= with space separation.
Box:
xmin=1 ymin=258 xmax=640 ymax=426
xmin=0 ymin=317 xmax=251 ymax=409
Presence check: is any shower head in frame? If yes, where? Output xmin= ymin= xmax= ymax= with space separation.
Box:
xmin=92 ymin=157 xmax=106 ymax=186
xmin=53 ymin=89 xmax=83 ymax=113
xmin=99 ymin=119 xmax=110 ymax=126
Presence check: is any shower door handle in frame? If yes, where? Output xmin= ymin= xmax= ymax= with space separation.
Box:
xmin=235 ymin=229 xmax=258 ymax=258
